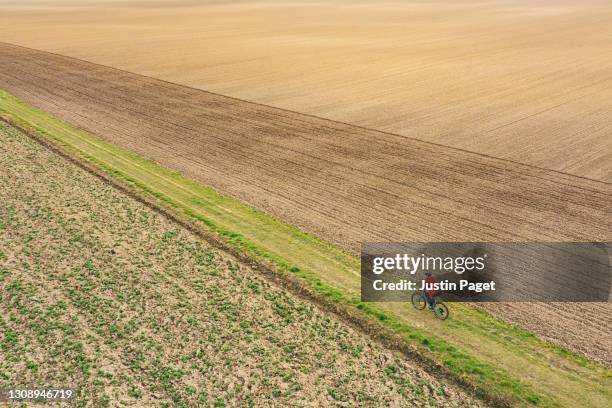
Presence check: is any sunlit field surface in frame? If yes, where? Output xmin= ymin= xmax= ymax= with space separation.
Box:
xmin=1 ymin=2 xmax=611 ymax=406
xmin=0 ymin=0 xmax=610 ymax=180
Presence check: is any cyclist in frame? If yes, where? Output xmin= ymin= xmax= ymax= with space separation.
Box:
xmin=423 ymin=271 xmax=439 ymax=309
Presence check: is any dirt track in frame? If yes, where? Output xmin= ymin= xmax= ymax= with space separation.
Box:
xmin=0 ymin=42 xmax=610 ymax=364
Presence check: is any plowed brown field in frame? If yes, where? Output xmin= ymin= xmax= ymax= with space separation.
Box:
xmin=0 ymin=42 xmax=610 ymax=365
xmin=1 ymin=0 xmax=611 ymax=181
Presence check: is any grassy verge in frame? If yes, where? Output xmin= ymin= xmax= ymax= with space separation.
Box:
xmin=1 ymin=89 xmax=610 ymax=407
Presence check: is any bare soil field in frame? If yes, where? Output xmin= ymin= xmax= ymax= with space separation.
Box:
xmin=0 ymin=121 xmax=484 ymax=407
xmin=0 ymin=43 xmax=610 ymax=367
xmin=0 ymin=0 xmax=610 ymax=180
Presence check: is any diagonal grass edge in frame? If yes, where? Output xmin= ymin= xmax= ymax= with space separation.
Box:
xmin=1 ymin=89 xmax=608 ymax=407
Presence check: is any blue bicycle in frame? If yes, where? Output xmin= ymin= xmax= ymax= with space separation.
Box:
xmin=411 ymin=291 xmax=449 ymax=320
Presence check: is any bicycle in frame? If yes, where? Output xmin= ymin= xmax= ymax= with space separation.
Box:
xmin=411 ymin=291 xmax=449 ymax=320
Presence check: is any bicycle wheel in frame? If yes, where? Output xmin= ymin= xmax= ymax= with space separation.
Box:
xmin=434 ymin=303 xmax=449 ymax=320
xmin=411 ymin=292 xmax=427 ymax=310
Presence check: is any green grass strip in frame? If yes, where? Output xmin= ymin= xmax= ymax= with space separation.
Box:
xmin=2 ymin=89 xmax=610 ymax=408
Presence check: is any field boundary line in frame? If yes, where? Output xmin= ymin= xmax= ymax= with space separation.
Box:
xmin=1 ymin=41 xmax=609 ymax=187
xmin=0 ymin=114 xmax=507 ymax=408
xmin=3 ymin=90 xmax=610 ymax=408
xmin=0 ymin=103 xmax=531 ymax=408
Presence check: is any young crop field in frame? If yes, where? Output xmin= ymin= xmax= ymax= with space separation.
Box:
xmin=0 ymin=0 xmax=610 ymax=180
xmin=0 ymin=121 xmax=484 ymax=407
xmin=1 ymin=91 xmax=610 ymax=407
